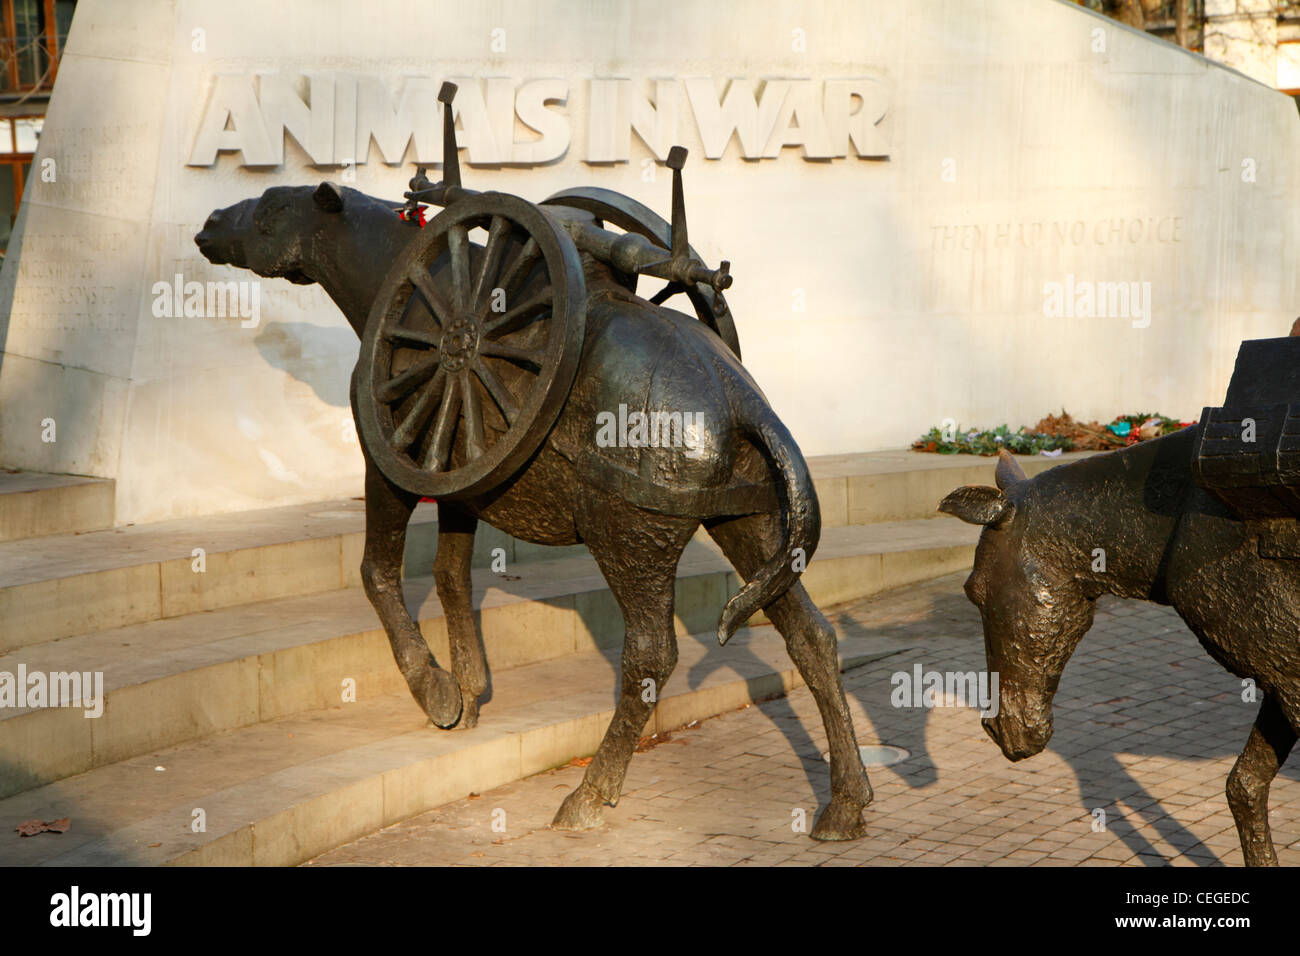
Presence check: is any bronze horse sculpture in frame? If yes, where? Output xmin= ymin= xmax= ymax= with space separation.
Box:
xmin=194 ymin=168 xmax=873 ymax=839
xmin=941 ymin=400 xmax=1300 ymax=865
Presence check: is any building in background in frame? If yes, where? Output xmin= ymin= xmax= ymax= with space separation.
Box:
xmin=1079 ymin=0 xmax=1300 ymax=94
xmin=1 ymin=0 xmax=1297 ymax=523
xmin=0 ymin=0 xmax=75 ymax=256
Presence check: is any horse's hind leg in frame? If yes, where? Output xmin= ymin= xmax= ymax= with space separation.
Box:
xmin=360 ymin=459 xmax=462 ymax=728
xmin=552 ymin=499 xmax=696 ymax=830
xmin=1226 ymin=693 xmax=1296 ymax=866
xmin=706 ymin=512 xmax=872 ymax=841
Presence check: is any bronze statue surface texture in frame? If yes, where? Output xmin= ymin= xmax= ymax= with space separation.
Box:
xmin=195 ymin=96 xmax=871 ymax=838
xmin=941 ymin=337 xmax=1300 ymax=866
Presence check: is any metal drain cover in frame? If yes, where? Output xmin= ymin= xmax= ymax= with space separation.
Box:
xmin=822 ymin=745 xmax=910 ymax=768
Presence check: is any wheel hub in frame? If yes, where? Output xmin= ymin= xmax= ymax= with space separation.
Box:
xmin=439 ymin=319 xmax=479 ymax=371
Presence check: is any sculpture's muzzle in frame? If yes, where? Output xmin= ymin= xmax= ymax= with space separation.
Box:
xmin=982 ymin=705 xmax=1052 ymax=762
xmin=194 ymin=200 xmax=254 ymax=267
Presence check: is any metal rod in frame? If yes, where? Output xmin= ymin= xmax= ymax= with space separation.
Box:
xmin=438 ymin=81 xmax=461 ymax=189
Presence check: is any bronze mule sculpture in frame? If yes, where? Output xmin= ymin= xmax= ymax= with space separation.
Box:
xmin=195 ymin=181 xmax=873 ymax=838
xmin=940 ymin=432 xmax=1299 ymax=866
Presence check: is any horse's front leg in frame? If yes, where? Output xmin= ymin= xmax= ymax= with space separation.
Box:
xmin=434 ymin=502 xmax=488 ymax=728
xmin=1225 ymin=693 xmax=1296 ymax=866
xmin=360 ymin=459 xmax=462 ymax=727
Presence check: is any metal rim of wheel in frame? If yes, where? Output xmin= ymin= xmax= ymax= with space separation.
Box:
xmin=540 ymin=186 xmax=741 ymax=360
xmin=356 ymin=192 xmax=587 ymax=500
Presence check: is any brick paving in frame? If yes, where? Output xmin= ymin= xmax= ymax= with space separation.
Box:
xmin=307 ymin=572 xmax=1300 ymax=867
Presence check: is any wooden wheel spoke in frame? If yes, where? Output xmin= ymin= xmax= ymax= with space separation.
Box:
xmin=391 ymin=368 xmax=447 ymax=452
xmin=473 ymin=359 xmax=519 ymax=426
xmin=479 ymin=341 xmax=544 ymax=369
xmin=377 ymin=353 xmax=440 ymax=404
xmin=425 ymin=377 xmax=463 ymax=472
xmin=472 ymin=215 xmax=513 ymax=312
xmin=482 ymin=286 xmax=553 ymax=339
xmin=361 ymin=191 xmax=583 ymax=500
xmin=496 ymin=236 xmax=541 ymax=300
xmin=409 ymin=267 xmax=454 ymax=328
xmin=448 ymin=223 xmax=471 ymax=311
xmin=387 ymin=327 xmax=440 ymax=348
xmin=459 ymin=370 xmax=486 ymax=461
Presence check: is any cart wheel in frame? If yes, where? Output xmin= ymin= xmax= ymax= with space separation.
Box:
xmin=356 ymin=192 xmax=586 ymax=499
xmin=540 ymin=186 xmax=741 ymax=360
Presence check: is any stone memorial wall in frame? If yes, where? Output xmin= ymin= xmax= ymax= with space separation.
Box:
xmin=0 ymin=0 xmax=1295 ymax=523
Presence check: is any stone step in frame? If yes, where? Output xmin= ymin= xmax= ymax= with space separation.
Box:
xmin=0 ymin=518 xmax=979 ymax=800
xmin=0 ymin=471 xmax=115 ymax=543
xmin=0 ymin=449 xmax=1078 ymax=654
xmin=0 ymin=622 xmax=915 ymax=867
xmin=0 ymin=497 xmax=435 ymax=654
xmin=809 ymin=449 xmax=1092 ymax=527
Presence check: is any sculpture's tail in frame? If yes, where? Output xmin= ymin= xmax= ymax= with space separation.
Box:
xmin=716 ymin=392 xmax=821 ymax=646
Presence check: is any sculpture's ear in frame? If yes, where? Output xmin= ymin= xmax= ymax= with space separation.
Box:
xmin=939 ymin=485 xmax=1015 ymax=528
xmin=995 ymin=448 xmax=1027 ymax=490
xmin=313 ymin=181 xmax=344 ymax=214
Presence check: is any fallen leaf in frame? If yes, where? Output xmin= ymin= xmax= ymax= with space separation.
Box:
xmin=469 ymin=851 xmax=485 ymax=858
xmin=466 ymin=792 xmax=481 ymax=799
xmin=567 ymin=756 xmax=592 ymax=768
xmin=635 ymin=731 xmax=676 ymax=753
xmin=147 ymin=842 xmax=162 ymax=848
xmin=15 ymin=817 xmax=70 ymax=837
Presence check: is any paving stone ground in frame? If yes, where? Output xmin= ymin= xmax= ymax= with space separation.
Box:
xmin=307 ymin=572 xmax=1300 ymax=867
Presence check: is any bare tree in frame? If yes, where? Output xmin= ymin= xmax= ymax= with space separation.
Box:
xmin=1104 ymin=0 xmax=1147 ymax=29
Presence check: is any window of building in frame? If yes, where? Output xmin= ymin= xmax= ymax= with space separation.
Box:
xmin=1 ymin=0 xmax=73 ymax=92
xmin=0 ymin=115 xmax=40 ymax=249
xmin=0 ymin=0 xmax=72 ymax=256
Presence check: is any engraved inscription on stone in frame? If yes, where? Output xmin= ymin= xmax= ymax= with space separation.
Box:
xmin=8 ymin=232 xmax=132 ymax=334
xmin=930 ymin=216 xmax=1185 ymax=252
